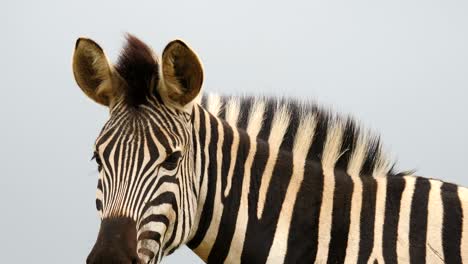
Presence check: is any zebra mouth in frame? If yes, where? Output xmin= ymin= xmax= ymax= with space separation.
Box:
xmin=87 ymin=217 xmax=140 ymax=264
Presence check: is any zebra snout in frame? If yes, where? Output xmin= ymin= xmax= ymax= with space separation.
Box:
xmin=86 ymin=252 xmax=140 ymax=264
xmin=86 ymin=217 xmax=140 ymax=264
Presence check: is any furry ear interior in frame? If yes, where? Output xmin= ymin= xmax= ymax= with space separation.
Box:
xmin=160 ymin=40 xmax=203 ymax=107
xmin=72 ymin=38 xmax=116 ymax=106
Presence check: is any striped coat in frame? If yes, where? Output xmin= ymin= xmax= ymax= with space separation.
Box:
xmin=73 ymin=34 xmax=468 ymax=264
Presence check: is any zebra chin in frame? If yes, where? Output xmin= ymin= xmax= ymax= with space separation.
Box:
xmin=87 ymin=217 xmax=141 ymax=264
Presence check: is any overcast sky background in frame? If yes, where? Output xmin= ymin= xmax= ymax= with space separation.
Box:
xmin=1 ymin=0 xmax=467 ymax=263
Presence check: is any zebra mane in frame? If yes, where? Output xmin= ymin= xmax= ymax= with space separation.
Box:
xmin=114 ymin=34 xmax=159 ymax=107
xmin=201 ymin=94 xmax=397 ymax=177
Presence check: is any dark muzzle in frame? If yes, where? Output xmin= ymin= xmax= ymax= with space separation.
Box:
xmin=87 ymin=217 xmax=140 ymax=264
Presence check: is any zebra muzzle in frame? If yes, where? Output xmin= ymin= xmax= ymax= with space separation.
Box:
xmin=87 ymin=217 xmax=140 ymax=264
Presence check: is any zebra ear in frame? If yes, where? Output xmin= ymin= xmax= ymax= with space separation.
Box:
xmin=160 ymin=40 xmax=203 ymax=107
xmin=72 ymin=38 xmax=118 ymax=106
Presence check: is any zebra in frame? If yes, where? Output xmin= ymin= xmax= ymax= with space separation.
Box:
xmin=72 ymin=34 xmax=468 ymax=264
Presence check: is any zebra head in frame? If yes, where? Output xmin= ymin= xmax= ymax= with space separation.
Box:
xmin=72 ymin=35 xmax=203 ymax=264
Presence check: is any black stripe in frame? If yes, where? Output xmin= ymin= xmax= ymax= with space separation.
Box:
xmin=240 ymin=140 xmax=272 ymax=263
xmin=121 ymin=122 xmax=140 ymax=208
xmin=205 ymin=130 xmax=250 ymax=262
xmin=96 ymin=199 xmax=103 ymax=211
xmin=146 ymin=107 xmax=177 ymax=148
xmin=139 ymin=214 xmax=170 ymax=230
xmin=134 ymin=119 xmax=147 ymax=174
xmin=307 ymin=111 xmax=328 ymax=161
xmin=194 ymin=107 xmax=207 ymax=199
xmin=139 ymin=111 xmax=162 ymax=169
xmin=383 ymin=175 xmax=406 ymax=263
xmin=279 ymin=101 xmax=299 ymax=153
xmin=138 ymin=231 xmax=162 ymax=243
xmin=441 ymin=182 xmax=462 ymax=264
xmin=186 ymin=111 xmax=214 ymax=249
xmin=409 ymin=177 xmax=430 ymax=264
xmin=327 ymin=169 xmax=353 ymax=263
xmin=120 ymin=130 xmax=133 ymax=183
xmin=138 ymin=175 xmax=178 ymax=216
xmin=195 ymin=114 xmax=220 ymax=246
xmin=221 ymin=121 xmax=233 ymax=200
xmin=141 ymin=191 xmax=178 ymax=217
xmin=97 ymin=179 xmax=103 ymax=191
xmin=336 ymin=119 xmax=356 ymax=168
xmin=99 ymin=124 xmax=123 ymax=173
xmin=132 ymin=170 xmax=158 ymax=215
xmin=201 ymin=94 xmax=208 ymax=107
xmin=158 ymin=104 xmax=180 ymax=138
xmin=107 ymin=131 xmax=125 ymax=203
xmin=162 ymin=185 xmax=182 ymax=252
xmin=191 ymin=108 xmax=200 ymax=199
xmin=237 ymin=97 xmax=254 ymax=129
xmin=138 ymin=247 xmax=155 ymax=261
xmin=95 ymin=118 xmax=122 ymax=147
xmin=149 ymin=192 xmax=180 ymax=253
xmin=131 ymin=120 xmax=159 ymax=211
xmin=284 ymin=160 xmax=323 ymax=263
xmin=360 ymin=140 xmax=380 ymax=177
xmin=357 ymin=176 xmax=377 ymax=263
xmin=257 ymin=99 xmax=275 ymax=141
xmin=218 ymin=96 xmax=226 ymax=119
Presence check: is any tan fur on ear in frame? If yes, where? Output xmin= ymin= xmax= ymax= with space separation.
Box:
xmin=160 ymin=40 xmax=203 ymax=107
xmin=72 ymin=38 xmax=117 ymax=106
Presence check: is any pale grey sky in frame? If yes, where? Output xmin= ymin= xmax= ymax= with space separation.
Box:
xmin=1 ymin=0 xmax=467 ymax=263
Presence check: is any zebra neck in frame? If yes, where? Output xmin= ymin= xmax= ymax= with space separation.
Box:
xmin=186 ymin=105 xmax=310 ymax=262
xmin=185 ymin=104 xmax=468 ymax=264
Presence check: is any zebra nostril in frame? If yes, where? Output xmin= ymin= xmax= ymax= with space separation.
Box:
xmin=130 ymin=257 xmax=140 ymax=264
xmin=86 ymin=217 xmax=139 ymax=264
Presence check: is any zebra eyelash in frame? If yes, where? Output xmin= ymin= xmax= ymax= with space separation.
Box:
xmin=91 ymin=152 xmax=103 ymax=171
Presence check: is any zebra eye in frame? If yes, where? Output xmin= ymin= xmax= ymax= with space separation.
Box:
xmin=161 ymin=151 xmax=182 ymax=170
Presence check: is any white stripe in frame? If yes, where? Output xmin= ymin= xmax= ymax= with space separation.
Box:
xmin=107 ymin=133 xmax=127 ymax=217
xmin=224 ymin=97 xmax=240 ymax=127
xmin=193 ymin=93 xmax=203 ymax=105
xmin=266 ymin=113 xmax=316 ymax=263
xmin=137 ymin=203 xmax=176 ymax=261
xmin=206 ymin=94 xmax=222 ymax=117
xmin=426 ymin=180 xmax=445 ymax=263
xmin=187 ymin=108 xmax=204 ymax=239
xmin=315 ymin=120 xmax=344 ymax=263
xmin=257 ymin=104 xmax=290 ymax=219
xmin=224 ymin=100 xmax=265 ymax=263
xmin=223 ymin=98 xmax=240 ymax=196
xmin=128 ymin=127 xmax=153 ymax=218
xmin=101 ymin=128 xmax=121 ymax=216
xmin=367 ymin=175 xmax=387 ymax=263
xmin=397 ymin=176 xmax=416 ymax=263
xmin=193 ymin=118 xmax=224 ymax=260
xmin=459 ymin=186 xmax=468 ymax=263
xmin=343 ymin=133 xmax=368 ymax=264
xmin=188 ymin=109 xmax=211 ymax=251
xmin=135 ymin=121 xmax=172 ymax=218
xmin=123 ymin=122 xmax=143 ymax=216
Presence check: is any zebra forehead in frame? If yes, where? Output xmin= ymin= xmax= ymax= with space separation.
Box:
xmin=95 ymin=108 xmax=189 ymax=152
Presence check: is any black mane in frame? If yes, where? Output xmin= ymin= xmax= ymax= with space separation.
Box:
xmin=203 ymin=94 xmax=397 ymax=177
xmin=115 ymin=34 xmax=159 ymax=106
